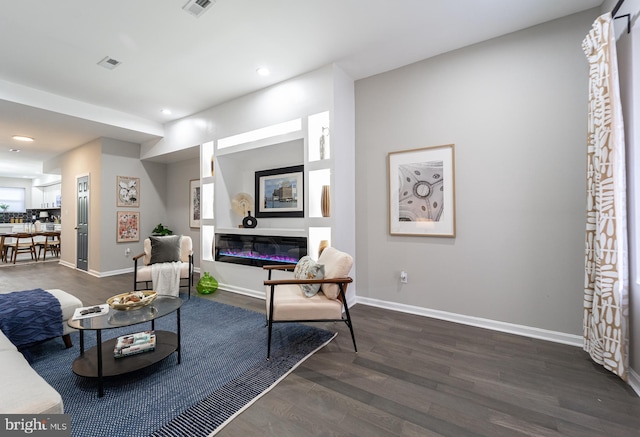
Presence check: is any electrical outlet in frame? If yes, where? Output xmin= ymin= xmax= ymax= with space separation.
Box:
xmin=400 ymin=271 xmax=408 ymax=283
xmin=125 ymin=248 xmax=131 ymax=256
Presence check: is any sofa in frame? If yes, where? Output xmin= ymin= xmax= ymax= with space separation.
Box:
xmin=0 ymin=288 xmax=82 ymax=414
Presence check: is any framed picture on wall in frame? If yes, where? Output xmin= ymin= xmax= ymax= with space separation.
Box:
xmin=116 ymin=211 xmax=140 ymax=242
xmin=388 ymin=144 xmax=456 ymax=237
xmin=255 ymin=165 xmax=304 ymax=218
xmin=116 ymin=176 xmax=140 ymax=207
xmin=190 ymin=179 xmax=201 ymax=228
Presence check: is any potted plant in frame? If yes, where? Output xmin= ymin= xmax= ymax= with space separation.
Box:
xmin=0 ymin=203 xmax=9 ymax=213
xmin=152 ymin=223 xmax=173 ymax=236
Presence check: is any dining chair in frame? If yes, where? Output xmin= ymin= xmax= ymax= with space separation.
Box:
xmin=0 ymin=234 xmax=12 ymax=263
xmin=7 ymin=233 xmax=38 ymax=264
xmin=36 ymin=232 xmax=61 ymax=261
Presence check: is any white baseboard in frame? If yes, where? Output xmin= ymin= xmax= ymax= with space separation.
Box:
xmin=356 ymin=296 xmax=583 ymax=347
xmin=219 ymin=283 xmax=265 ymax=300
xmin=59 ymin=263 xmax=201 ymax=278
xmin=59 ymin=260 xmax=101 ymax=277
xmin=58 ymin=260 xmax=75 ymax=269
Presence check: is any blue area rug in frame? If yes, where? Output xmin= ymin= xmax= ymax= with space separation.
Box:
xmin=28 ymin=297 xmax=335 ymax=437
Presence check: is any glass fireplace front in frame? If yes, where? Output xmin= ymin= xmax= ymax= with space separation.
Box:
xmin=215 ymin=233 xmax=307 ymax=267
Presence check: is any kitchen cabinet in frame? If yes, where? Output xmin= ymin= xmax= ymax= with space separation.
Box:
xmin=34 ymin=184 xmax=61 ymax=209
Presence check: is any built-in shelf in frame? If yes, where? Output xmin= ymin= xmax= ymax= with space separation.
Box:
xmin=201 ymin=111 xmax=338 ymax=270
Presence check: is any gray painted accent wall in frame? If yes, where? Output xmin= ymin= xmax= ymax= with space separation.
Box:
xmin=166 ymin=157 xmax=201 ymax=270
xmin=612 ymin=0 xmax=640 ymax=386
xmin=354 ymin=9 xmax=599 ymax=336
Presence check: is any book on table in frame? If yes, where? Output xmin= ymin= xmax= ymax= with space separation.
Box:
xmin=113 ymin=330 xmax=156 ymax=358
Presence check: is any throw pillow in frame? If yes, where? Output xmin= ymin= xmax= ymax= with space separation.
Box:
xmin=150 ymin=235 xmax=182 ymax=264
xmin=293 ymin=256 xmax=325 ymax=297
xmin=317 ymin=247 xmax=353 ymax=299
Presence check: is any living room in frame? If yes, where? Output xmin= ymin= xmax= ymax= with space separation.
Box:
xmin=1 ymin=1 xmax=639 ymax=436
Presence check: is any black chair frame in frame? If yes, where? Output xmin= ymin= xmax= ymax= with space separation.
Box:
xmin=133 ymin=253 xmax=194 ymax=300
xmin=264 ymin=264 xmax=357 ymax=360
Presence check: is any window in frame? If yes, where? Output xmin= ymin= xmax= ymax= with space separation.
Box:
xmin=0 ymin=187 xmax=26 ymax=212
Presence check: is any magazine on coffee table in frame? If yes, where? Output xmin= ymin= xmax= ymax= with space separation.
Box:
xmin=71 ymin=304 xmax=109 ymax=320
xmin=114 ymin=330 xmax=156 ymax=358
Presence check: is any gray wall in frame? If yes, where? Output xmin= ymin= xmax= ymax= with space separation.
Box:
xmin=610 ymin=0 xmax=640 ymax=389
xmin=100 ymin=138 xmax=168 ymax=274
xmin=166 ymin=157 xmax=201 ymax=270
xmin=58 ymin=137 xmax=199 ymax=275
xmin=354 ymin=9 xmax=598 ymax=335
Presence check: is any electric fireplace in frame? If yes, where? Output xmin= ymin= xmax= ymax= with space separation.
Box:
xmin=215 ymin=233 xmax=307 ymax=267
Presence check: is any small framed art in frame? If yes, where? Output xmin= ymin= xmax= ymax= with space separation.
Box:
xmin=117 ymin=176 xmax=140 ymax=207
xmin=388 ymin=144 xmax=456 ymax=237
xmin=117 ymin=211 xmax=140 ymax=242
xmin=255 ymin=165 xmax=304 ymax=218
xmin=189 ymin=179 xmax=201 ymax=228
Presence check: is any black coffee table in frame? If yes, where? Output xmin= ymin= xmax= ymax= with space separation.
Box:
xmin=67 ymin=295 xmax=182 ymax=397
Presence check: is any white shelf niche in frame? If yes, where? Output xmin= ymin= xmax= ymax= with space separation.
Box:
xmin=202 ymin=225 xmax=215 ymax=261
xmin=308 ymin=111 xmax=330 ymax=162
xmin=309 ymin=227 xmax=331 ymax=261
xmin=202 ymin=182 xmax=214 ymax=220
xmin=202 ymin=141 xmax=214 ymax=178
xmin=308 ymin=169 xmax=331 ymax=218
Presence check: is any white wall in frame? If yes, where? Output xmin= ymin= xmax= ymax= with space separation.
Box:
xmin=354 ymin=10 xmax=598 ymax=337
xmin=152 ymin=65 xmax=356 ymax=299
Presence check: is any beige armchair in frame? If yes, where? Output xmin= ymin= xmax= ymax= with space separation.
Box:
xmin=133 ymin=235 xmax=194 ymax=299
xmin=263 ymin=246 xmax=357 ymax=359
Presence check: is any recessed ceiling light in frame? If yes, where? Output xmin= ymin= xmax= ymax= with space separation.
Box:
xmin=161 ymin=109 xmax=172 ymax=115
xmin=256 ymin=67 xmax=270 ymax=77
xmin=9 ymin=148 xmax=21 ymax=152
xmin=12 ymin=135 xmax=33 ymax=142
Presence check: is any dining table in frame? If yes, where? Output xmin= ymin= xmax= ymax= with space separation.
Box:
xmin=0 ymin=230 xmax=61 ymax=263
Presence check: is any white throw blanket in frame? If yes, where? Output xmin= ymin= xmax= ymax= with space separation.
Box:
xmin=151 ymin=262 xmax=182 ymax=297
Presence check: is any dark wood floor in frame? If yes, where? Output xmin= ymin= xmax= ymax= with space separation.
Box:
xmin=2 ymin=262 xmax=639 ymax=436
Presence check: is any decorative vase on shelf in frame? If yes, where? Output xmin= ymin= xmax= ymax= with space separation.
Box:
xmin=197 ymin=272 xmax=219 ymax=295
xmin=319 ymin=127 xmax=329 ymax=160
xmin=242 ymin=211 xmax=258 ymax=228
xmin=321 ymin=185 xmax=331 ymax=217
xmin=318 ymin=240 xmax=329 ymax=257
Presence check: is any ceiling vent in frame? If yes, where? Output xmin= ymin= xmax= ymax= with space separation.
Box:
xmin=97 ymin=56 xmax=122 ymax=70
xmin=182 ymin=0 xmax=215 ymax=18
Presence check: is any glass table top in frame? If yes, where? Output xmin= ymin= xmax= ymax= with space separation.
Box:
xmin=67 ymin=295 xmax=182 ymax=330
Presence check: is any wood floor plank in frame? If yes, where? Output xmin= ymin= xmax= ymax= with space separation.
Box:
xmin=3 ymin=262 xmax=639 ymax=436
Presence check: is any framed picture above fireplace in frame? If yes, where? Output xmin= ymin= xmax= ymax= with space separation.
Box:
xmin=255 ymin=165 xmax=304 ymax=218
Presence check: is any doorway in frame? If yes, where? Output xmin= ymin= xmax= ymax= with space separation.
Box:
xmin=76 ymin=175 xmax=89 ymax=271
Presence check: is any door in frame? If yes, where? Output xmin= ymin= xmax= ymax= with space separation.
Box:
xmin=76 ymin=176 xmax=89 ymax=271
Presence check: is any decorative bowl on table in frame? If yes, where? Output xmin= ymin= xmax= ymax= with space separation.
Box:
xmin=107 ymin=291 xmax=157 ymax=310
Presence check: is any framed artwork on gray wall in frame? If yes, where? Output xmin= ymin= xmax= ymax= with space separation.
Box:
xmin=388 ymin=144 xmax=456 ymax=237
xmin=117 ymin=176 xmax=140 ymax=207
xmin=116 ymin=211 xmax=140 ymax=242
xmin=189 ymin=179 xmax=201 ymax=228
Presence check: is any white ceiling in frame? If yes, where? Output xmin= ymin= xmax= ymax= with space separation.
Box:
xmin=0 ymin=0 xmax=603 ymax=179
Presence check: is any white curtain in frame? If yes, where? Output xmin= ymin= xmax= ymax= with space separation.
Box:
xmin=582 ymin=13 xmax=629 ymax=381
